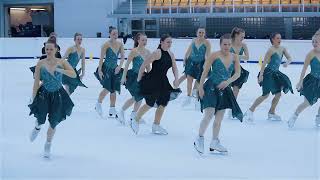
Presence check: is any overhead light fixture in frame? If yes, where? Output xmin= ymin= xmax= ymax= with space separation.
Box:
xmin=10 ymin=7 xmax=25 ymax=10
xmin=31 ymin=8 xmax=46 ymax=11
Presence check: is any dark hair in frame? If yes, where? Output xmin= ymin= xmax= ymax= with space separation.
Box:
xmin=134 ymin=32 xmax=146 ymax=48
xmin=231 ymin=27 xmax=245 ymax=41
xmin=157 ymin=34 xmax=172 ymax=49
xmin=109 ymin=26 xmax=117 ymax=34
xmin=220 ymin=33 xmax=231 ymax=44
xmin=74 ymin=32 xmax=82 ymax=40
xmin=270 ymin=32 xmax=281 ymax=44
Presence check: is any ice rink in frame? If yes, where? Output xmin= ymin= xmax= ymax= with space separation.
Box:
xmin=0 ymin=38 xmax=319 ymax=180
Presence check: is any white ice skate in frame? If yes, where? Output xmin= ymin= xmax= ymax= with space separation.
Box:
xmin=244 ymin=109 xmax=254 ymax=123
xmin=43 ymin=142 xmax=51 ymax=158
xmin=130 ymin=118 xmax=139 ymax=135
xmin=29 ymin=128 xmax=40 ymax=142
xmin=287 ymin=113 xmax=298 ymax=128
xmin=315 ymin=115 xmax=320 ymax=127
xmin=108 ymin=107 xmax=118 ymax=118
xmin=209 ymin=138 xmax=228 ymax=154
xmin=193 ymin=136 xmax=204 ymax=154
xmin=267 ymin=113 xmax=282 ymax=121
xmin=118 ymin=109 xmax=125 ymax=125
xmin=152 ymin=124 xmax=168 ymax=135
xmin=95 ymin=102 xmax=103 ymax=117
xmin=130 ymin=111 xmax=145 ymax=124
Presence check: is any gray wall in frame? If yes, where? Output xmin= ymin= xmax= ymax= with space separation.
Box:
xmin=54 ymin=0 xmax=124 ymax=38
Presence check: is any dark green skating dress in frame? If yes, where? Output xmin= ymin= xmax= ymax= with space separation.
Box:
xmin=62 ymin=51 xmax=87 ymax=94
xmin=230 ymin=47 xmax=249 ymax=89
xmin=258 ymin=52 xmax=293 ymax=96
xmin=200 ymin=58 xmax=243 ymax=121
xmin=125 ymin=55 xmax=144 ymax=102
xmin=299 ymin=56 xmax=320 ymax=105
xmin=139 ymin=48 xmax=181 ymax=107
xmin=185 ymin=42 xmax=207 ymax=81
xmin=94 ymin=47 xmax=123 ymax=94
xmin=28 ymin=65 xmax=74 ymax=129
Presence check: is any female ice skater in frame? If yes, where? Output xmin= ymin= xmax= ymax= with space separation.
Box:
xmin=244 ymin=33 xmax=293 ymax=122
xmin=227 ymin=27 xmax=250 ymax=119
xmin=193 ymin=34 xmax=243 ymax=154
xmin=180 ymin=27 xmax=211 ymax=106
xmin=28 ymin=39 xmax=76 ymax=158
xmin=130 ymin=34 xmax=181 ymax=135
xmin=94 ymin=27 xmax=125 ymax=119
xmin=61 ymin=32 xmax=87 ymax=95
xmin=119 ymin=33 xmax=151 ymax=125
xmin=288 ymin=33 xmax=320 ymax=128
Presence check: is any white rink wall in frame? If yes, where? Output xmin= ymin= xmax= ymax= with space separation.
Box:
xmin=0 ymin=38 xmax=313 ymax=62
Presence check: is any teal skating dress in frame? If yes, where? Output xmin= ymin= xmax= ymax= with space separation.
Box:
xmin=200 ymin=57 xmax=243 ymax=121
xmin=230 ymin=47 xmax=249 ymax=89
xmin=185 ymin=42 xmax=207 ymax=81
xmin=299 ymin=56 xmax=320 ymax=105
xmin=28 ymin=65 xmax=74 ymax=129
xmin=94 ymin=47 xmax=123 ymax=93
xmin=125 ymin=55 xmax=144 ymax=102
xmin=258 ymin=51 xmax=293 ymax=96
xmin=62 ymin=51 xmax=87 ymax=94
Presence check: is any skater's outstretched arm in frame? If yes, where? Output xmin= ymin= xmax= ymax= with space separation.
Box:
xmin=198 ymin=52 xmax=216 ymax=98
xmin=98 ymin=43 xmax=108 ymax=79
xmin=296 ymin=51 xmax=312 ymax=90
xmin=145 ymin=50 xmax=152 ymax=72
xmin=258 ymin=48 xmax=273 ymax=83
xmin=121 ymin=49 xmax=136 ymax=84
xmin=80 ymin=48 xmax=86 ymax=79
xmin=57 ymin=59 xmax=77 ymax=78
xmin=282 ymin=47 xmax=292 ymax=67
xmin=137 ymin=49 xmax=161 ymax=81
xmin=241 ymin=43 xmax=249 ymax=62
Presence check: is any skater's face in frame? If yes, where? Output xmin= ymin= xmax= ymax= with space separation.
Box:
xmin=220 ymin=38 xmax=232 ymax=52
xmin=110 ymin=29 xmax=118 ymax=39
xmin=74 ymin=35 xmax=82 ymax=46
xmin=312 ymin=36 xmax=320 ymax=48
xmin=161 ymin=37 xmax=172 ymax=50
xmin=272 ymin=34 xmax=281 ymax=45
xmin=235 ymin=32 xmax=245 ymax=42
xmin=45 ymin=43 xmax=56 ymax=57
xmin=197 ymin=29 xmax=206 ymax=38
xmin=139 ymin=35 xmax=147 ymax=47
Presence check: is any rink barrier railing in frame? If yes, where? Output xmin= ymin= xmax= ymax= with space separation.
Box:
xmin=0 ymin=56 xmax=304 ymax=64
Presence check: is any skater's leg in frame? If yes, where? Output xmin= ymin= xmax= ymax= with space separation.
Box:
xmin=154 ymin=105 xmax=165 ymax=125
xmin=269 ymin=92 xmax=281 ymax=114
xmin=177 ymin=74 xmax=187 ymax=87
xmin=110 ymin=92 xmax=116 ymax=107
xmin=122 ymin=97 xmax=135 ymax=111
xmin=295 ymin=98 xmax=310 ymax=115
xmin=133 ymin=100 xmax=142 ymax=112
xmin=212 ymin=110 xmax=225 ymax=139
xmin=136 ymin=104 xmax=151 ymax=122
xmin=187 ymin=75 xmax=194 ymax=96
xmin=249 ymin=94 xmax=269 ymax=112
xmin=46 ymin=127 xmax=56 ymax=143
xmin=199 ymin=108 xmax=215 ymax=136
xmin=98 ymin=89 xmax=109 ymax=103
xmin=232 ymin=86 xmax=240 ymax=99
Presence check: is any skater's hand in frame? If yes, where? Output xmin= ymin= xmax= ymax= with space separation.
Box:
xmin=296 ymin=81 xmax=303 ymax=91
xmin=115 ymin=66 xmax=121 ymax=74
xmin=198 ymin=86 xmax=204 ymax=99
xmin=98 ymin=70 xmax=104 ymax=79
xmin=217 ymin=81 xmax=229 ymax=90
xmin=258 ymin=74 xmax=263 ymax=83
